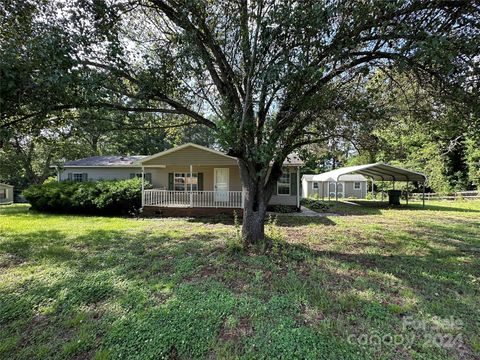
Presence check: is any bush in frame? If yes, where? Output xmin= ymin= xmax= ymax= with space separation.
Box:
xmin=271 ymin=204 xmax=296 ymax=213
xmin=300 ymin=198 xmax=330 ymax=212
xmin=23 ymin=178 xmax=145 ymax=216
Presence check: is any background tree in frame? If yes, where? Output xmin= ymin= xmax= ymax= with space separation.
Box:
xmin=355 ymin=71 xmax=479 ymax=192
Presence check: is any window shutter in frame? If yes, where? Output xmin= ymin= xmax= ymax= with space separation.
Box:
xmin=145 ymin=173 xmax=152 ymax=183
xmin=290 ymin=171 xmax=297 ymax=195
xmin=83 ymin=173 xmax=88 ymax=182
xmin=130 ymin=173 xmax=135 ymax=179
xmin=67 ymin=173 xmax=72 ymax=181
xmin=198 ymin=173 xmax=203 ymax=191
xmin=168 ymin=173 xmax=174 ymax=190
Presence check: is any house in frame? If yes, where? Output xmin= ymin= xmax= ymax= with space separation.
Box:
xmin=0 ymin=183 xmax=14 ymax=205
xmin=302 ymin=173 xmax=368 ymax=199
xmin=57 ymin=143 xmax=303 ymax=216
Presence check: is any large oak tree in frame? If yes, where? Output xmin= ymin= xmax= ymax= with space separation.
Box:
xmin=2 ymin=0 xmax=479 ymax=244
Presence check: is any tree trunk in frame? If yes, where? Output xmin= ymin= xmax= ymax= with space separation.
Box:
xmin=242 ymin=184 xmax=268 ymax=245
xmin=238 ymin=160 xmax=276 ymax=246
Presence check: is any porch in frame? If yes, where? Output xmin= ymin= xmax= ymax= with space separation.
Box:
xmin=137 ymin=143 xmax=300 ymax=212
xmin=143 ymin=189 xmax=244 ymax=208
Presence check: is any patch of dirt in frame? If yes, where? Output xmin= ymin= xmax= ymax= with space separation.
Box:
xmin=182 ymin=263 xmax=223 ymax=285
xmin=0 ymin=254 xmax=27 ymax=268
xmin=19 ymin=313 xmax=51 ymax=347
xmin=168 ymin=346 xmax=179 ymax=360
xmin=218 ymin=317 xmax=253 ymax=343
xmin=224 ymin=277 xmax=248 ymax=295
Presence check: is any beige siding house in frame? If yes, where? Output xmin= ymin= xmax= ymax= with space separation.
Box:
xmin=0 ymin=183 xmax=14 ymax=204
xmin=58 ymin=143 xmax=302 ymax=213
xmin=302 ymin=174 xmax=367 ymax=199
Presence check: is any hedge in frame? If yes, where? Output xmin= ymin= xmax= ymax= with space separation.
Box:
xmin=300 ymin=198 xmax=331 ymax=212
xmin=23 ymin=178 xmax=146 ymax=215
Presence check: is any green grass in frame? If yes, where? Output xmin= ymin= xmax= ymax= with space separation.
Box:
xmin=0 ymin=202 xmax=479 ymax=359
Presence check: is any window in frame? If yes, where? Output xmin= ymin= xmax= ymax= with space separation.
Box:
xmin=0 ymin=189 xmax=5 ymax=199
xmin=354 ymin=182 xmax=361 ymax=190
xmin=73 ymin=173 xmax=85 ymax=182
xmin=130 ymin=173 xmax=152 ymax=182
xmin=174 ymin=172 xmax=198 ymax=191
xmin=313 ymin=182 xmax=319 ymax=189
xmin=277 ymin=171 xmax=291 ymax=195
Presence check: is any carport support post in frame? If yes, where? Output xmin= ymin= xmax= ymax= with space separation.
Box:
xmin=422 ymin=182 xmax=426 ymax=207
xmin=381 ymin=181 xmax=384 ymax=202
xmin=371 ymin=178 xmax=375 ymax=199
xmin=406 ymin=181 xmax=409 ymax=205
xmin=141 ymin=166 xmax=145 ymax=207
xmin=335 ymin=182 xmax=338 ymax=202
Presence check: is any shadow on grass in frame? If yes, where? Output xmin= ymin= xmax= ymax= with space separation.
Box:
xmin=1 ymin=204 xmax=479 ymax=359
xmin=323 ymin=200 xmax=480 ymax=216
xmin=275 ymin=215 xmax=337 ymax=227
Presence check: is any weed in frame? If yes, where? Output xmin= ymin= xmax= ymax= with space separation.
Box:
xmin=226 ymin=210 xmax=244 ymax=254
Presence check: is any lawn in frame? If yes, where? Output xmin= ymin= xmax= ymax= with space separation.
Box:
xmin=0 ymin=201 xmax=479 ymax=359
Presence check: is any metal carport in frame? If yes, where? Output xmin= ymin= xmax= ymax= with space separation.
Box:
xmin=311 ymin=163 xmax=427 ymax=206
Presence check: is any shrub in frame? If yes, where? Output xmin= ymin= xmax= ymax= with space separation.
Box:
xmin=271 ymin=204 xmax=296 ymax=213
xmin=23 ymin=178 xmax=145 ymax=216
xmin=300 ymin=198 xmax=330 ymax=212
xmin=42 ymin=176 xmax=58 ymax=185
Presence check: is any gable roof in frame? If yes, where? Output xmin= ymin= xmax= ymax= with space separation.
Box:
xmin=63 ymin=155 xmax=146 ymax=167
xmin=0 ymin=183 xmax=14 ymax=188
xmin=137 ymin=143 xmax=237 ymax=165
xmin=311 ymin=163 xmax=426 ymax=182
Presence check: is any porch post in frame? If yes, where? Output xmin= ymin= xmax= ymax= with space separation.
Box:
xmin=381 ymin=181 xmax=384 ymax=202
xmin=371 ymin=178 xmax=375 ymax=199
xmin=296 ymin=166 xmax=300 ymax=209
xmin=189 ymin=164 xmax=193 ymax=207
xmin=141 ymin=166 xmax=145 ymax=207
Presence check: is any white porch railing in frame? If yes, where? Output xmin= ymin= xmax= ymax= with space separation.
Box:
xmin=143 ymin=189 xmax=244 ymax=208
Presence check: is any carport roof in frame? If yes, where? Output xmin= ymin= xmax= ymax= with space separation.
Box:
xmin=311 ymin=163 xmax=426 ymax=182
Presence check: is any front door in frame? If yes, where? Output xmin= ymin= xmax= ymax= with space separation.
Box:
xmin=214 ymin=168 xmax=229 ymax=202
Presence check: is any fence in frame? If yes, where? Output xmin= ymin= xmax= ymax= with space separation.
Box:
xmin=409 ymin=190 xmax=479 ymax=201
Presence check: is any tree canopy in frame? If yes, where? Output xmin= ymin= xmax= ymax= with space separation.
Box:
xmin=1 ymin=0 xmax=479 ymax=243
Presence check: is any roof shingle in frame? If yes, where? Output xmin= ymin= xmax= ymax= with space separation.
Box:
xmin=63 ymin=155 xmax=147 ymax=166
